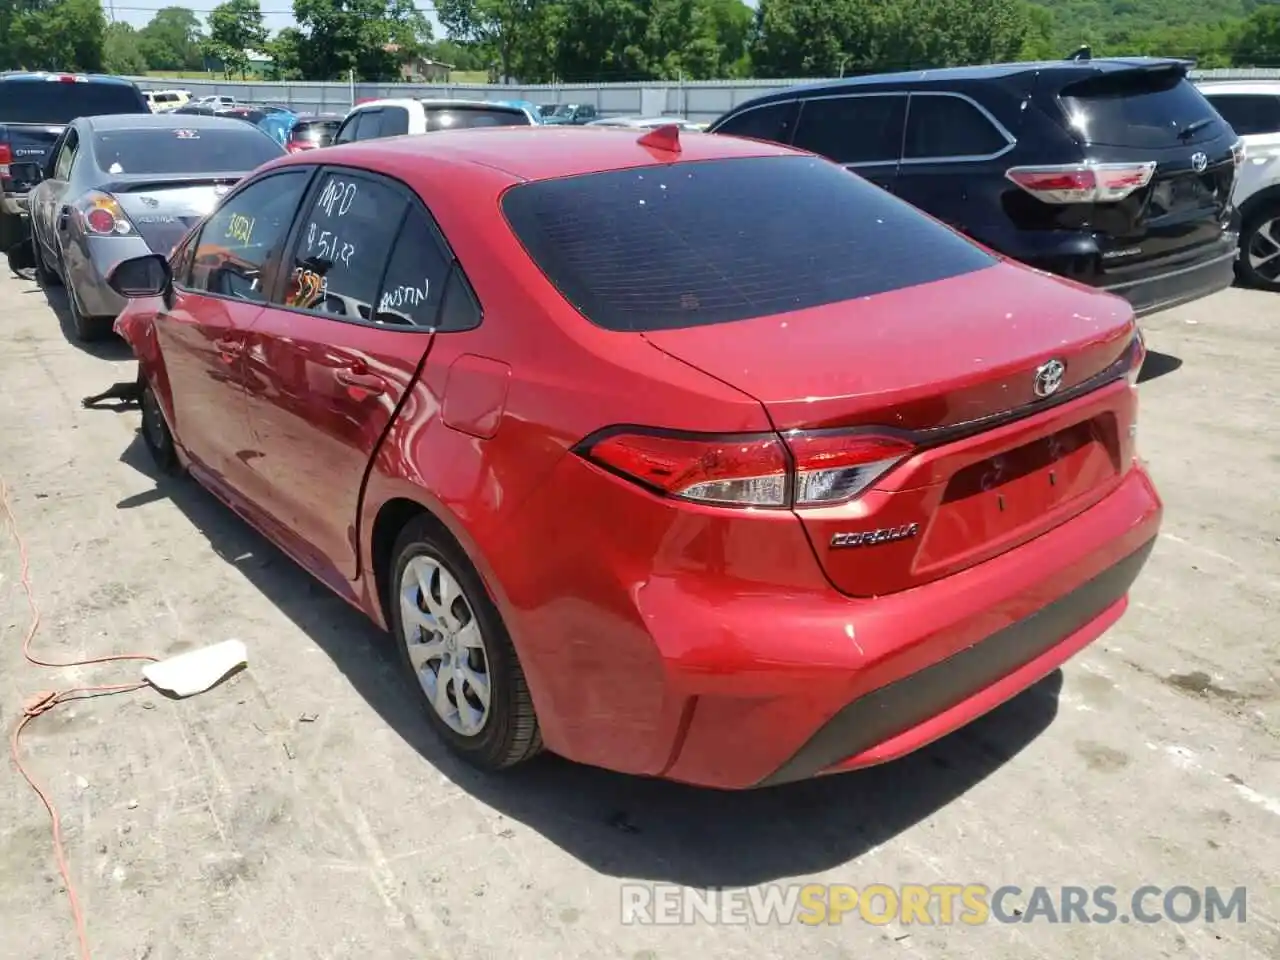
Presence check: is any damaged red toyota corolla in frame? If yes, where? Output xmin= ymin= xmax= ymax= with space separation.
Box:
xmin=106 ymin=124 xmax=1161 ymax=789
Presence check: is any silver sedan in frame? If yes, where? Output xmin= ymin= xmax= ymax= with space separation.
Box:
xmin=22 ymin=112 xmax=284 ymax=340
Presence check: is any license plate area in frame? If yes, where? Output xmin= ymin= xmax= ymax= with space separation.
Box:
xmin=916 ymin=420 xmax=1119 ymax=569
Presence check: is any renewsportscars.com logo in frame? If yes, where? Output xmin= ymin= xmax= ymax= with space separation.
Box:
xmin=620 ymin=883 xmax=1249 ymax=926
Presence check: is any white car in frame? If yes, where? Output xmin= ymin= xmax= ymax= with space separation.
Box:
xmin=586 ymin=115 xmax=705 ymax=132
xmin=334 ymin=98 xmax=536 ymax=143
xmin=1199 ymin=81 xmax=1280 ymax=290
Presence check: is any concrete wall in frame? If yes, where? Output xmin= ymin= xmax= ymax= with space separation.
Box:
xmin=132 ymin=67 xmax=1280 ymax=124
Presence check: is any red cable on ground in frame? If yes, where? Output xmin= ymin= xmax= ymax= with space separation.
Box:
xmin=3 ymin=476 xmax=160 ymax=960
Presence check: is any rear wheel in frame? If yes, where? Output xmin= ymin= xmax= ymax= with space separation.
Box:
xmin=67 ymin=281 xmax=111 ymax=341
xmin=1237 ymin=205 xmax=1280 ymax=291
xmin=32 ymin=235 xmax=60 ymax=287
xmin=388 ymin=516 xmax=542 ymax=770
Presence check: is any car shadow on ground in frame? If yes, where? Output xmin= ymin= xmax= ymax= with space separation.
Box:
xmin=1137 ymin=349 xmax=1183 ymax=384
xmin=114 ymin=430 xmax=1063 ymax=889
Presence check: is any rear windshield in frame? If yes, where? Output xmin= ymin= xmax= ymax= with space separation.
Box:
xmin=0 ymin=79 xmax=147 ymax=124
xmin=422 ymin=105 xmax=531 ymax=131
xmin=92 ymin=127 xmax=284 ymax=175
xmin=1059 ymin=68 xmax=1225 ymax=149
xmin=501 ymin=155 xmax=996 ymax=332
xmin=293 ymin=120 xmax=339 ymax=139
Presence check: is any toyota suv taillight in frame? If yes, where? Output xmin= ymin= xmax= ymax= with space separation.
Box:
xmin=1005 ymin=161 xmax=1158 ymax=204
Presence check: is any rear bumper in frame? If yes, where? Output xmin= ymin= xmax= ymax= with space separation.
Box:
xmin=1100 ymin=244 xmax=1238 ymax=318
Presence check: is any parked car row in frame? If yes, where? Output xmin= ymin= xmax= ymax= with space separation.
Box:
xmin=4 ymin=57 xmax=1269 ymax=790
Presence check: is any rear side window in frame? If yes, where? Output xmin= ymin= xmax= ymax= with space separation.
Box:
xmin=501 ymin=155 xmax=995 ymax=332
xmin=792 ymin=94 xmax=906 ymax=164
xmin=380 ymin=107 xmax=410 ymax=137
xmin=1059 ymin=69 xmax=1225 ymax=148
xmin=423 ymin=106 xmax=530 ymax=131
xmin=0 ymin=80 xmax=147 ymax=124
xmin=904 ymin=94 xmax=1010 ymax=159
xmin=712 ymin=101 xmax=796 ymax=145
xmin=1204 ymin=93 xmax=1280 ymax=136
xmin=354 ymin=110 xmax=384 ymax=139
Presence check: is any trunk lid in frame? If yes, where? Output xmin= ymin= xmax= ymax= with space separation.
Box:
xmin=108 ymin=176 xmax=240 ymax=255
xmin=642 ymin=261 xmax=1141 ymax=596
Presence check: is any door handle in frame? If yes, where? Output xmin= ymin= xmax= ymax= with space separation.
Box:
xmin=335 ymin=366 xmax=385 ymax=394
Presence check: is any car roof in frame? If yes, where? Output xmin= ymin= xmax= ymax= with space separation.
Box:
xmin=355 ymin=97 xmax=527 ymax=112
xmin=272 ymin=123 xmax=795 ymax=184
xmin=0 ymin=71 xmax=137 ymax=86
xmin=86 ymin=113 xmax=260 ymax=132
xmin=724 ymin=56 xmax=1194 ymax=109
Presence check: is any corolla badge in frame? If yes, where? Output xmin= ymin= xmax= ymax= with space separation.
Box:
xmin=1033 ymin=358 xmax=1066 ymax=398
xmin=1191 ymin=152 xmax=1208 ymax=174
xmin=830 ymin=523 xmax=919 ymax=549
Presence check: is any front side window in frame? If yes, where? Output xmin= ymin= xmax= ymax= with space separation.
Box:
xmin=792 ymin=94 xmax=906 ymax=165
xmin=278 ymin=170 xmax=406 ymax=322
xmin=53 ymin=130 xmax=79 ymax=181
xmin=186 ymin=169 xmax=311 ymax=302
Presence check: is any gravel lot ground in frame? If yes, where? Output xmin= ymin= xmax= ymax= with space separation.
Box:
xmin=0 ymin=263 xmax=1277 ymax=960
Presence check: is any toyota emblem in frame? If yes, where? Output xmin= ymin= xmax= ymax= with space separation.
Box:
xmin=1033 ymin=359 xmax=1066 ymax=398
xmin=1191 ymin=152 xmax=1208 ymax=174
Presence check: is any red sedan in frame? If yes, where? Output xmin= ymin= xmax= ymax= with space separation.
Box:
xmin=106 ymin=124 xmax=1162 ymax=790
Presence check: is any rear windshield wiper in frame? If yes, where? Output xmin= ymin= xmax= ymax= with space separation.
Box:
xmin=1177 ymin=118 xmax=1215 ymax=141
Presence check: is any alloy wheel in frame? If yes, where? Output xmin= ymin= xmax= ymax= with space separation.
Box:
xmin=399 ymin=554 xmax=493 ymax=736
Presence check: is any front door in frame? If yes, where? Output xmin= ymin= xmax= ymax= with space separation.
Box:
xmin=240 ymin=168 xmax=461 ymax=584
xmin=156 ymin=168 xmax=314 ymax=494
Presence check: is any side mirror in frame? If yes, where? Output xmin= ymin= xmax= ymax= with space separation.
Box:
xmin=108 ymin=253 xmax=173 ymax=301
xmin=8 ymin=161 xmax=43 ymax=187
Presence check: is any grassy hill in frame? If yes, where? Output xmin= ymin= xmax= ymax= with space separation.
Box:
xmin=1028 ymin=0 xmax=1274 ymax=58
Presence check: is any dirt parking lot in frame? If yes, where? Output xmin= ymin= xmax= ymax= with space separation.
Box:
xmin=0 ymin=264 xmax=1277 ymax=960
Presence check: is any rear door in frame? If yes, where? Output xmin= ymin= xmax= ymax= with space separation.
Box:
xmin=240 ymin=167 xmax=469 ymax=582
xmin=789 ymin=92 xmax=906 ymax=193
xmin=1049 ymin=65 xmax=1238 ymax=267
xmin=893 ymin=91 xmax=1019 ymax=238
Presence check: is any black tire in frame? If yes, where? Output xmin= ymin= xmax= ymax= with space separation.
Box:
xmin=67 ymin=281 xmax=110 ymax=342
xmin=140 ymin=378 xmax=181 ymax=475
xmin=1236 ymin=205 xmax=1280 ymax=292
xmin=388 ymin=516 xmax=542 ymax=770
xmin=32 ymin=234 xmax=60 ymax=287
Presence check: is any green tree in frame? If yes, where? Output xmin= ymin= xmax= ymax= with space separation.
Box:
xmin=436 ymin=0 xmax=547 ymax=81
xmin=3 ymin=0 xmax=106 ymax=72
xmin=104 ymin=21 xmax=149 ymax=75
xmin=1232 ymin=4 xmax=1280 ymax=64
xmin=139 ymin=7 xmax=206 ymax=72
xmin=205 ymin=0 xmax=268 ymax=78
xmin=290 ymin=0 xmax=433 ymax=81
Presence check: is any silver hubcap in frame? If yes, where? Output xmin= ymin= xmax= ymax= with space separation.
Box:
xmin=1247 ymin=217 xmax=1280 ymax=283
xmin=399 ymin=555 xmax=492 ymax=736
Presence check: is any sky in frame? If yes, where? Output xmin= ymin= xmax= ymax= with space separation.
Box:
xmin=109 ymin=0 xmax=756 ymax=38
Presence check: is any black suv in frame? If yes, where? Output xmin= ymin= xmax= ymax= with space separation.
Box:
xmin=708 ymin=58 xmax=1243 ymax=317
xmin=0 ymin=72 xmax=150 ymax=250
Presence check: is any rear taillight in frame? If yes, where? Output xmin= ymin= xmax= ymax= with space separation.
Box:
xmin=1005 ymin=161 xmax=1157 ymax=204
xmin=0 ymin=142 xmax=11 ymax=178
xmin=1126 ymin=328 xmax=1146 ymax=388
xmin=286 ymin=140 xmax=314 ymax=153
xmin=1232 ymin=138 xmax=1246 ymax=168
xmin=576 ymin=427 xmax=915 ymax=509
xmin=76 ymin=191 xmax=135 ymax=236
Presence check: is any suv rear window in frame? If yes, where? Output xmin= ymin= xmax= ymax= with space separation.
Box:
xmin=0 ymin=79 xmax=147 ymax=124
xmin=501 ymin=155 xmax=996 ymax=332
xmin=1058 ymin=68 xmax=1224 ymax=149
xmin=423 ymin=105 xmax=530 ymax=131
